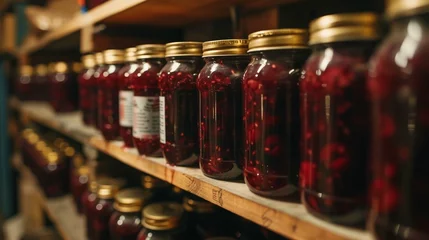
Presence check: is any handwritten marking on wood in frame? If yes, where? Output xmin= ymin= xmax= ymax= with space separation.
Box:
xmin=185 ymin=175 xmax=201 ymax=194
xmin=212 ymin=188 xmax=223 ymax=206
xmin=261 ymin=208 xmax=276 ymax=227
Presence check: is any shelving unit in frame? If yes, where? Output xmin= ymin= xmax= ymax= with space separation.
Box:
xmin=9 ymin=98 xmax=372 ymax=240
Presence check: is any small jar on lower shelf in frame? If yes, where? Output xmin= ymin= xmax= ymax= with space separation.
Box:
xmin=137 ymin=202 xmax=185 ymax=240
xmin=38 ymin=148 xmax=68 ymax=198
xmin=82 ymin=180 xmax=98 ymax=238
xmin=70 ymin=165 xmax=90 ymax=213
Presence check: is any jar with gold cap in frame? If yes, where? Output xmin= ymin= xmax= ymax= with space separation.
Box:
xmin=131 ymin=44 xmax=166 ymax=156
xmin=38 ymin=148 xmax=68 ymax=197
xmin=137 ymin=202 xmax=185 ymax=240
xmin=97 ymin=49 xmax=125 ymax=141
xmin=33 ymin=64 xmax=49 ymax=101
xmin=367 ymin=0 xmax=429 ymax=238
xmin=300 ymin=13 xmax=379 ymax=226
xmin=119 ymin=47 xmax=139 ymax=148
xmin=158 ymin=42 xmax=203 ymax=166
xmin=82 ymin=179 xmax=98 ymax=238
xmin=93 ymin=52 xmax=106 ymax=129
xmin=243 ymin=29 xmax=309 ymax=198
xmin=70 ymin=165 xmax=90 ymax=213
xmin=91 ymin=178 xmax=124 ymax=240
xmin=79 ymin=54 xmax=98 ymax=126
xmin=50 ymin=61 xmax=79 ymax=112
xmin=16 ymin=65 xmax=34 ymax=101
xmin=197 ymin=39 xmax=249 ymax=179
xmin=109 ymin=188 xmax=151 ymax=240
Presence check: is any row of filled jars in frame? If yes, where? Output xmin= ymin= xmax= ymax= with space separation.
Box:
xmin=16 ymin=62 xmax=82 ymax=113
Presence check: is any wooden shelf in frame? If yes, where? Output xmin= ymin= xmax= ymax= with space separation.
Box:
xmin=9 ymin=99 xmax=372 ymax=240
xmin=13 ymin=154 xmax=87 ymax=240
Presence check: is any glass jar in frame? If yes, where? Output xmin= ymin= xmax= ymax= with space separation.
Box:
xmin=119 ymin=47 xmax=139 ymax=148
xmin=93 ymin=52 xmax=106 ymax=129
xmin=82 ymin=180 xmax=97 ymax=238
xmin=38 ymin=148 xmax=68 ymax=198
xmin=98 ymin=49 xmax=125 ymax=141
xmin=34 ymin=64 xmax=49 ymax=102
xmin=91 ymin=178 xmax=122 ymax=240
xmin=70 ymin=165 xmax=90 ymax=213
xmin=197 ymin=39 xmax=249 ymax=179
xmin=16 ymin=65 xmax=33 ymax=101
xmin=50 ymin=62 xmax=79 ymax=113
xmin=300 ymin=13 xmax=379 ymax=226
xmin=159 ymin=42 xmax=203 ymax=166
xmin=79 ymin=54 xmax=98 ymax=126
xmin=368 ymin=2 xmax=429 ymax=239
xmin=109 ymin=188 xmax=151 ymax=240
xmin=131 ymin=44 xmax=165 ymax=156
xmin=137 ymin=202 xmax=184 ymax=240
xmin=243 ymin=29 xmax=309 ymax=198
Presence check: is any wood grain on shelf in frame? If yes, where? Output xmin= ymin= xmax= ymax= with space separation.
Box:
xmin=10 ymin=99 xmax=373 ymax=240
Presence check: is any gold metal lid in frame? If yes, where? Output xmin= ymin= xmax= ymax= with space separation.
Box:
xmin=20 ymin=65 xmax=33 ymax=76
xmin=165 ymin=42 xmax=202 ymax=57
xmin=54 ymin=62 xmax=68 ymax=73
xmin=141 ymin=175 xmax=169 ymax=189
xmin=35 ymin=141 xmax=47 ymax=152
xmin=82 ymin=54 xmax=96 ymax=68
xmin=77 ymin=165 xmax=90 ymax=176
xmin=35 ymin=64 xmax=48 ymax=76
xmin=63 ymin=146 xmax=75 ymax=157
xmin=183 ymin=196 xmax=216 ymax=213
xmin=45 ymin=151 xmax=60 ymax=163
xmin=27 ymin=133 xmax=40 ymax=144
xmin=203 ymin=39 xmax=248 ymax=57
xmin=114 ymin=188 xmax=151 ymax=213
xmin=387 ymin=0 xmax=429 ymax=19
xmin=309 ymin=13 xmax=380 ymax=45
xmin=136 ymin=44 xmax=165 ymax=59
xmin=142 ymin=202 xmax=183 ymax=230
xmin=103 ymin=49 xmax=125 ymax=65
xmin=89 ymin=180 xmax=98 ymax=193
xmin=96 ymin=178 xmax=122 ymax=199
xmin=95 ymin=52 xmax=104 ymax=65
xmin=72 ymin=62 xmax=83 ymax=73
xmin=125 ymin=47 xmax=137 ymax=62
xmin=248 ymin=29 xmax=308 ymax=52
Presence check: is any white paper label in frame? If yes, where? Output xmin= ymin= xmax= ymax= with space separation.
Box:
xmin=132 ymin=96 xmax=160 ymax=138
xmin=159 ymin=96 xmax=166 ymax=144
xmin=119 ymin=90 xmax=133 ymax=127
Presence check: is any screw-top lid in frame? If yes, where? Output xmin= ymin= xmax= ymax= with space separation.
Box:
xmin=95 ymin=52 xmax=104 ymax=65
xmin=141 ymin=175 xmax=169 ymax=189
xmin=20 ymin=65 xmax=33 ymax=76
xmin=63 ymin=146 xmax=75 ymax=158
xmin=35 ymin=64 xmax=48 ymax=76
xmin=183 ymin=196 xmax=216 ymax=213
xmin=203 ymin=39 xmax=248 ymax=57
xmin=77 ymin=165 xmax=90 ymax=176
xmin=82 ymin=54 xmax=96 ymax=69
xmin=142 ymin=202 xmax=183 ymax=230
xmin=35 ymin=141 xmax=47 ymax=152
xmin=44 ymin=150 xmax=60 ymax=164
xmin=103 ymin=49 xmax=125 ymax=65
xmin=27 ymin=133 xmax=40 ymax=144
xmin=136 ymin=44 xmax=165 ymax=59
xmin=125 ymin=47 xmax=137 ymax=62
xmin=309 ymin=13 xmax=380 ymax=45
xmin=88 ymin=180 xmax=98 ymax=193
xmin=165 ymin=42 xmax=202 ymax=57
xmin=248 ymin=29 xmax=308 ymax=52
xmin=96 ymin=178 xmax=123 ymax=199
xmin=387 ymin=0 xmax=429 ymax=19
xmin=114 ymin=188 xmax=151 ymax=213
xmin=54 ymin=62 xmax=68 ymax=73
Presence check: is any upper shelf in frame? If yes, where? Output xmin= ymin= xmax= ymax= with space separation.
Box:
xmin=18 ymin=0 xmax=297 ymax=54
xmin=9 ymin=98 xmax=373 ymax=240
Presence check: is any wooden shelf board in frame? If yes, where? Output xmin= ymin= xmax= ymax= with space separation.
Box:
xmin=10 ymin=99 xmax=373 ymax=240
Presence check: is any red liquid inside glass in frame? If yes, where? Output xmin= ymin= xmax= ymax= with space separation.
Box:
xmin=131 ymin=58 xmax=165 ymax=156
xmin=368 ymin=16 xmax=429 ymax=239
xmin=109 ymin=211 xmax=142 ymax=240
xmin=98 ymin=64 xmax=123 ymax=141
xmin=70 ymin=171 xmax=89 ymax=213
xmin=197 ymin=56 xmax=249 ymax=179
xmin=137 ymin=228 xmax=183 ymax=240
xmin=79 ymin=66 xmax=98 ymax=126
xmin=37 ymin=161 xmax=68 ymax=198
xmin=33 ymin=74 xmax=49 ymax=102
xmin=82 ymin=190 xmax=97 ymax=238
xmin=159 ymin=57 xmax=202 ymax=166
xmin=91 ymin=198 xmax=115 ymax=240
xmin=243 ymin=50 xmax=308 ymax=198
xmin=119 ymin=62 xmax=139 ymax=148
xmin=50 ymin=71 xmax=79 ymax=113
xmin=300 ymin=42 xmax=375 ymax=226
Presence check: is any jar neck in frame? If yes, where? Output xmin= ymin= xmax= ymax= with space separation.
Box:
xmin=391 ymin=12 xmax=429 ymax=32
xmin=167 ymin=56 xmax=202 ymax=61
xmin=311 ymin=41 xmax=378 ymax=58
xmin=251 ymin=49 xmax=310 ymax=63
xmin=137 ymin=58 xmax=165 ymax=64
xmin=204 ymin=55 xmax=249 ymax=63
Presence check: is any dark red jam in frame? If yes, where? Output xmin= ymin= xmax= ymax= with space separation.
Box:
xmin=38 ymin=151 xmax=68 ymax=198
xmin=197 ymin=41 xmax=249 ymax=179
xmin=82 ymin=182 xmax=97 ymax=238
xmin=50 ymin=62 xmax=79 ymax=113
xmin=70 ymin=166 xmax=89 ymax=213
xmin=368 ymin=13 xmax=429 ymax=239
xmin=137 ymin=228 xmax=183 ymax=240
xmin=159 ymin=50 xmax=203 ymax=166
xmin=16 ymin=65 xmax=33 ymax=101
xmin=132 ymin=45 xmax=165 ymax=156
xmin=79 ymin=55 xmax=98 ymax=126
xmin=243 ymin=48 xmax=308 ymax=198
xmin=119 ymin=48 xmax=138 ymax=148
xmin=97 ymin=50 xmax=125 ymax=141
